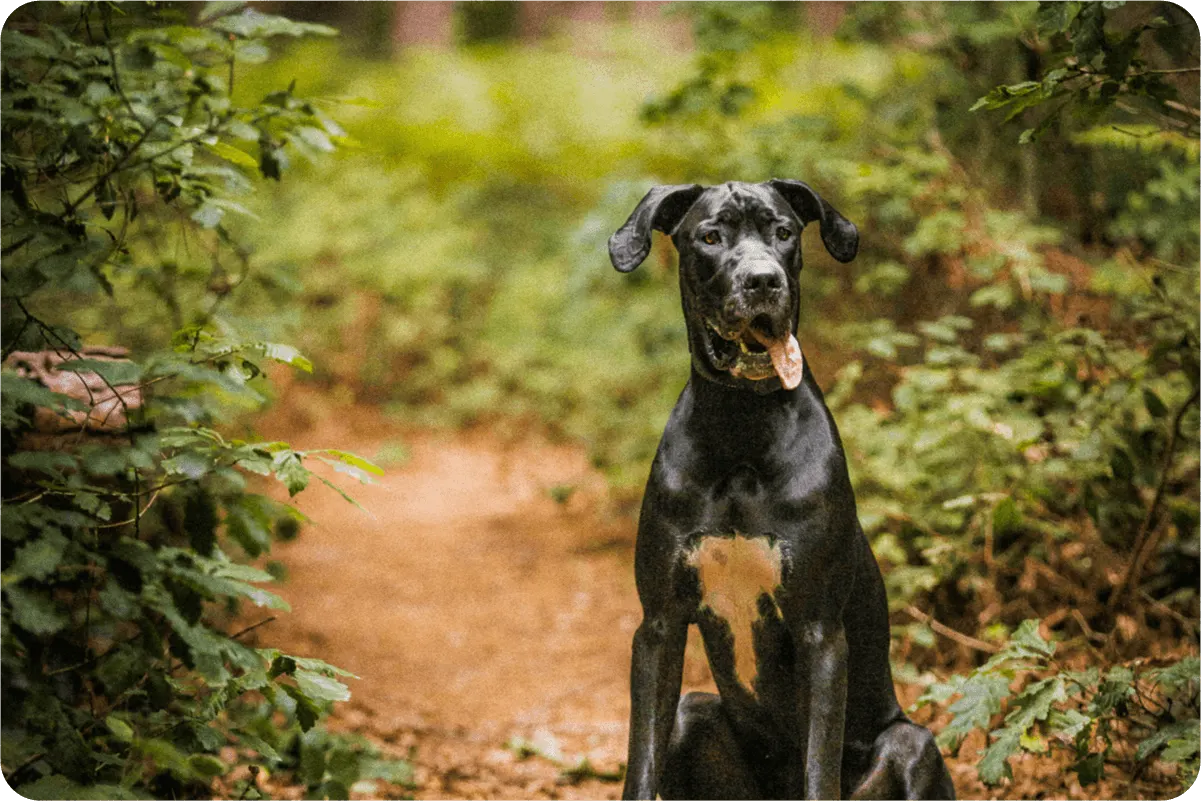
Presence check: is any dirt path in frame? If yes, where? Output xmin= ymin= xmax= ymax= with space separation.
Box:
xmin=247 ymin=397 xmax=1144 ymax=801
xmin=252 ymin=400 xmax=696 ymax=799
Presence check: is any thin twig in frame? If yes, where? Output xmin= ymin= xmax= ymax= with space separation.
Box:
xmin=906 ymin=605 xmax=1000 ymax=654
xmin=1110 ymin=385 xmax=1201 ymax=612
xmin=95 ymin=489 xmax=162 ymax=529
xmin=1144 ymin=66 xmax=1201 ymax=75
xmin=1139 ymin=590 xmax=1198 ymax=633
xmin=3 ymin=751 xmax=46 ymax=782
xmin=229 ymin=616 xmax=277 ymax=640
xmin=1071 ymin=608 xmax=1107 ymax=644
xmin=1164 ymin=99 xmax=1201 ymax=118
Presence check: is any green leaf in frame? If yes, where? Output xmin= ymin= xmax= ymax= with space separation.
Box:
xmin=254 ymin=342 xmax=313 ymax=373
xmin=291 ymin=655 xmax=357 ymax=678
xmin=992 ymin=497 xmax=1022 ymax=537
xmin=299 ymin=729 xmax=327 ymax=785
xmin=1036 ymin=1 xmax=1077 ymax=35
xmin=969 ymin=284 xmax=1015 ymax=309
xmin=199 ymin=1 xmax=246 ymax=21
xmin=268 ymin=654 xmax=297 ymax=677
xmin=1028 ymin=269 xmax=1068 ymax=294
xmin=97 ymin=644 xmax=149 ymax=695
xmin=1136 ymin=719 xmax=1199 ymax=762
xmin=206 ymin=140 xmax=259 ymax=171
xmin=19 ymin=775 xmax=83 ymax=801
xmin=1073 ymin=4 xmax=1106 ymax=60
xmin=1091 ymin=665 xmax=1135 ymax=715
xmin=105 ymin=715 xmax=134 ymax=743
xmin=73 ymin=786 xmax=136 ymax=801
xmin=327 ymin=746 xmax=361 ymax=785
xmin=1143 ymin=387 xmax=1168 ymax=418
xmin=1072 ymin=751 xmax=1106 ymax=785
xmin=1148 ymin=657 xmax=1199 ymax=694
xmin=283 ymin=684 xmax=322 ymax=731
xmin=1 ymin=29 xmax=59 ymax=59
xmin=192 ymin=201 xmax=226 ymax=228
xmin=311 ymin=449 xmax=384 ymax=476
xmin=55 ymin=357 xmax=142 ymax=386
xmin=917 ymin=320 xmax=960 ymax=343
xmin=293 ymin=126 xmax=335 ymax=153
xmin=172 ymin=563 xmax=290 ymax=610
xmin=225 ymin=495 xmax=274 ymax=556
xmin=9 ymin=529 xmax=68 ymax=580
xmin=994 ymin=619 xmax=1056 ymax=665
xmin=212 ymin=9 xmax=336 ymax=38
xmin=295 ymin=668 xmax=351 ymax=703
xmin=320 ymin=780 xmax=350 ymax=800
xmin=163 ymin=449 xmax=212 ymax=480
xmin=6 ymin=450 xmax=79 ymax=476
xmin=362 ymin=757 xmax=416 ymax=786
xmin=1020 ymin=731 xmax=1047 ymax=754
xmin=214 ymin=561 xmax=276 ymax=583
xmin=937 ymin=671 xmax=1012 ymax=749
xmin=2 ymin=373 xmax=88 ymax=417
xmin=978 ymin=726 xmax=1020 ymax=785
xmin=1003 ymin=676 xmax=1065 ymax=731
xmin=1047 ymin=708 xmax=1091 ymax=741
xmin=1161 ymin=729 xmax=1200 ymax=764
xmin=237 ymin=731 xmax=281 ymax=762
xmin=137 ymin=737 xmax=195 ymax=780
xmin=5 ymin=585 xmax=69 ymax=634
xmin=273 ymin=452 xmax=309 ymax=496
xmin=188 ymin=754 xmax=229 ymax=778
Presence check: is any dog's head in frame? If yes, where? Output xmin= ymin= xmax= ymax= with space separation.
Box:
xmin=608 ymin=180 xmax=858 ymax=392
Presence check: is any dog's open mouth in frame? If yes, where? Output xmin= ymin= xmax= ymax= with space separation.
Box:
xmin=703 ymin=314 xmax=804 ymax=389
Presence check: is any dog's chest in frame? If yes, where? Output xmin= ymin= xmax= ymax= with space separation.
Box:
xmin=686 ymin=533 xmax=784 ymax=693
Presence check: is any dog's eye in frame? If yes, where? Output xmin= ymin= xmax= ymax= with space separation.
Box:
xmin=702 ymin=231 xmax=721 ymax=246
xmin=776 ymin=227 xmax=792 ymax=241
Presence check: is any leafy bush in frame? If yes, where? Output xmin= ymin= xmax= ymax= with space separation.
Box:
xmin=0 ymin=4 xmax=400 ymax=797
xmin=918 ymin=621 xmax=1199 ymax=788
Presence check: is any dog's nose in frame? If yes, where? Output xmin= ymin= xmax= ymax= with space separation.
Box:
xmin=740 ymin=264 xmax=784 ymax=299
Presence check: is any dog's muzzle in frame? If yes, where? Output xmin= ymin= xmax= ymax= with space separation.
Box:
xmin=701 ymin=310 xmax=804 ymax=389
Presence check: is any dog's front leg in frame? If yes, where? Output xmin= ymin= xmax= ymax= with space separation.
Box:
xmin=790 ymin=619 xmax=849 ymax=799
xmin=622 ymin=614 xmax=687 ymax=800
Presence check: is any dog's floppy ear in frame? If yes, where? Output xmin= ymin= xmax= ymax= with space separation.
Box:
xmin=768 ymin=179 xmax=859 ymax=263
xmin=608 ymin=184 xmax=704 ymax=273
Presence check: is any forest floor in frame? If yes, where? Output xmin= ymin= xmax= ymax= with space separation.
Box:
xmin=242 ymin=389 xmax=1174 ymax=801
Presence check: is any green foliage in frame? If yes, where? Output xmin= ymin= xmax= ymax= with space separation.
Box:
xmin=970 ymin=2 xmax=1199 ymax=143
xmin=0 ymin=3 xmax=380 ymax=796
xmin=918 ymin=621 xmax=1200 ymax=787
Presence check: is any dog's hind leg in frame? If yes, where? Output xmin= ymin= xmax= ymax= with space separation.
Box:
xmin=659 ymin=692 xmax=764 ymax=800
xmin=849 ymin=719 xmax=955 ymax=800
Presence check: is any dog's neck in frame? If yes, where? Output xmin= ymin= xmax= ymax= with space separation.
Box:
xmin=680 ymin=365 xmax=821 ymax=460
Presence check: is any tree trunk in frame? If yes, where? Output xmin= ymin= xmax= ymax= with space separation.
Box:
xmin=392 ymin=1 xmax=454 ymax=52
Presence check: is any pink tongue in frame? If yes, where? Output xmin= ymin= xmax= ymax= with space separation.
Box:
xmin=749 ymin=329 xmax=804 ymax=390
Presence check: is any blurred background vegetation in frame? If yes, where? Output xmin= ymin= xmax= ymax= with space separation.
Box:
xmin=2 ymin=1 xmax=1198 ymax=798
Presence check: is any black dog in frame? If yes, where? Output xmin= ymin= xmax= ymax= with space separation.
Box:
xmin=608 ymin=180 xmax=955 ymax=800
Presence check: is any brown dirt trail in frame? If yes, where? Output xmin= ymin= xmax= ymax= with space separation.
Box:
xmin=254 ymin=400 xmax=653 ymax=799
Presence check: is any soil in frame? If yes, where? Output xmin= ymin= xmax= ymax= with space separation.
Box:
xmin=241 ymin=393 xmax=1182 ymax=801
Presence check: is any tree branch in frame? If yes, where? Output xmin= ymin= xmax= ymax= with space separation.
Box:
xmin=1109 ymin=385 xmax=1201 ymax=613
xmin=906 ymin=605 xmax=1000 ymax=654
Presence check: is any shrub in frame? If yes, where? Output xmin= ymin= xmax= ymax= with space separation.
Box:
xmin=0 ymin=4 xmax=397 ymax=797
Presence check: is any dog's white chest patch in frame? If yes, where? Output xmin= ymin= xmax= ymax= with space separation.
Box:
xmin=687 ymin=533 xmax=783 ymax=692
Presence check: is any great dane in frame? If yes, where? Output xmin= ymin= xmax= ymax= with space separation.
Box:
xmin=608 ymin=180 xmax=955 ymax=800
